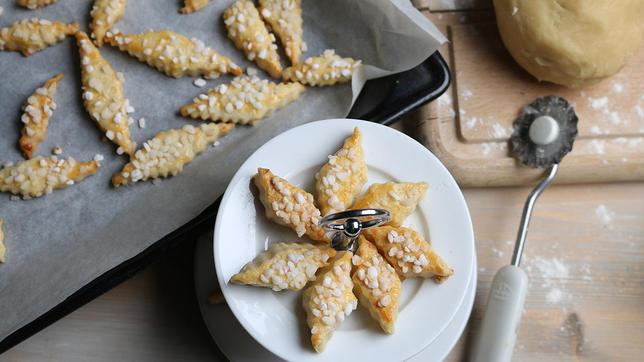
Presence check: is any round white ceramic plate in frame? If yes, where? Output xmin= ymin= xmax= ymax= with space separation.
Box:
xmin=194 ymin=232 xmax=477 ymax=361
xmin=214 ymin=119 xmax=475 ymax=361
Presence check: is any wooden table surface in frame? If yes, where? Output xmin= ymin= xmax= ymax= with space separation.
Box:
xmin=4 ymin=5 xmax=644 ymax=362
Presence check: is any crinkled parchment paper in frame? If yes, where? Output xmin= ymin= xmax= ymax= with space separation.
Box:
xmin=0 ymin=0 xmax=444 ymax=340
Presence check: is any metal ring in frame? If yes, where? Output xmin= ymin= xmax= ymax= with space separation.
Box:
xmin=319 ymin=208 xmax=391 ymax=230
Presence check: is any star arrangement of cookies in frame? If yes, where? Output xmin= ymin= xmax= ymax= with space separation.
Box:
xmin=0 ymin=0 xmax=361 ymax=262
xmin=230 ymin=128 xmax=453 ymax=352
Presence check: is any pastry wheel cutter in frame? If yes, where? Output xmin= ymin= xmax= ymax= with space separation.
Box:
xmin=473 ymin=96 xmax=579 ymax=362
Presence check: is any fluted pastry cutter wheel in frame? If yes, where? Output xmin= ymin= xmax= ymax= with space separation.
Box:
xmin=473 ymin=96 xmax=579 ymax=362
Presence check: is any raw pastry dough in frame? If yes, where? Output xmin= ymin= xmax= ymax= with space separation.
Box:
xmin=0 ymin=18 xmax=79 ymax=57
xmin=179 ymin=75 xmax=305 ymax=125
xmin=352 ymin=181 xmax=428 ymax=227
xmin=315 ymin=127 xmax=367 ymax=216
xmin=105 ymin=30 xmax=242 ymax=79
xmin=76 ymin=31 xmax=136 ymax=156
xmin=90 ymin=0 xmax=127 ymax=47
xmin=231 ymin=242 xmax=336 ymax=291
xmin=16 ymin=0 xmax=56 ymax=10
xmin=112 ymin=123 xmax=234 ymax=186
xmin=258 ymin=0 xmax=304 ymax=65
xmin=0 ymin=156 xmax=100 ymax=199
xmin=254 ymin=168 xmax=327 ymax=242
xmin=223 ymin=0 xmax=282 ymax=78
xmin=494 ymin=0 xmax=644 ymax=87
xmin=180 ymin=0 xmax=210 ymax=14
xmin=351 ymin=236 xmax=401 ymax=334
xmin=302 ymin=251 xmax=358 ymax=352
xmin=283 ymin=50 xmax=360 ymax=86
xmin=0 ymin=219 xmax=5 ymax=263
xmin=362 ymin=226 xmax=453 ymax=281
xmin=18 ymin=73 xmax=64 ymax=159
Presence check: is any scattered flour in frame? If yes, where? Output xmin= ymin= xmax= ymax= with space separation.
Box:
xmin=589 ymin=126 xmax=604 ymax=135
xmin=491 ymin=122 xmax=511 ymax=138
xmin=607 ymin=111 xmax=621 ymax=125
xmin=611 ymin=83 xmax=624 ymax=94
xmin=525 ymin=256 xmax=571 ymax=305
xmin=491 ymin=247 xmax=505 ymax=258
xmin=461 ymin=89 xmax=473 ymax=100
xmin=635 ymin=105 xmax=644 ymax=119
xmin=546 ymin=288 xmax=563 ymax=304
xmin=464 ymin=116 xmax=478 ymax=129
xmin=589 ymin=97 xmax=609 ymax=110
xmin=595 ymin=204 xmax=615 ymax=225
xmin=437 ymin=93 xmax=452 ymax=106
xmin=588 ymin=139 xmax=606 ymax=154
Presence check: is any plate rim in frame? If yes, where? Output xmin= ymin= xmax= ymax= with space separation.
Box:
xmin=213 ymin=118 xmax=475 ymax=361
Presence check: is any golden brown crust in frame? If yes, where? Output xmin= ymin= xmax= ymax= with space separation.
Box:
xmin=179 ymin=0 xmax=210 ymax=14
xmin=315 ymin=127 xmax=367 ymax=216
xmin=254 ymin=168 xmax=328 ymax=242
xmin=0 ymin=18 xmax=79 ymax=57
xmin=352 ymin=181 xmax=428 ymax=227
xmin=0 ymin=156 xmax=100 ymax=199
xmin=231 ymin=242 xmax=336 ymax=291
xmin=283 ymin=50 xmax=360 ymax=86
xmin=351 ymin=236 xmax=401 ymax=334
xmin=105 ymin=30 xmax=242 ymax=79
xmin=16 ymin=0 xmax=57 ymax=9
xmin=302 ymin=252 xmax=357 ymax=352
xmin=90 ymin=0 xmax=127 ymax=47
xmin=19 ymin=73 xmax=64 ymax=159
xmin=258 ymin=0 xmax=304 ymax=65
xmin=223 ymin=0 xmax=282 ymax=78
xmin=76 ymin=31 xmax=136 ymax=156
xmin=111 ymin=123 xmax=234 ymax=186
xmin=179 ymin=76 xmax=305 ymax=125
xmin=362 ymin=226 xmax=453 ymax=281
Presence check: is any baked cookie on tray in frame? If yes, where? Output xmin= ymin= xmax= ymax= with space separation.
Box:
xmin=283 ymin=50 xmax=360 ymax=86
xmin=105 ymin=30 xmax=242 ymax=79
xmin=90 ymin=0 xmax=127 ymax=47
xmin=0 ymin=18 xmax=79 ymax=56
xmin=179 ymin=0 xmax=210 ymax=14
xmin=179 ymin=75 xmax=304 ymax=125
xmin=76 ymin=31 xmax=136 ymax=156
xmin=224 ymin=0 xmax=282 ymax=78
xmin=16 ymin=0 xmax=57 ymax=10
xmin=258 ymin=0 xmax=304 ymax=65
xmin=0 ymin=156 xmax=100 ymax=199
xmin=112 ymin=123 xmax=234 ymax=186
xmin=18 ymin=73 xmax=64 ymax=159
xmin=231 ymin=242 xmax=336 ymax=291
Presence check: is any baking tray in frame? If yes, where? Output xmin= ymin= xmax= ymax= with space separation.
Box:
xmin=0 ymin=51 xmax=450 ymax=353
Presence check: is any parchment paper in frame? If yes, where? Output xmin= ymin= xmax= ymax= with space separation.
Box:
xmin=0 ymin=0 xmax=444 ymax=340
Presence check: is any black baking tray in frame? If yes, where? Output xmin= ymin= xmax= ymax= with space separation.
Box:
xmin=0 ymin=51 xmax=450 ymax=353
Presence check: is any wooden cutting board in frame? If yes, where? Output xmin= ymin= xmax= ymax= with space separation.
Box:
xmin=415 ymin=8 xmax=644 ymax=186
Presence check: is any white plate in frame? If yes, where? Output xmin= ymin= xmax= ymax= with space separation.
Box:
xmin=194 ymin=231 xmax=477 ymax=361
xmin=214 ymin=119 xmax=475 ymax=361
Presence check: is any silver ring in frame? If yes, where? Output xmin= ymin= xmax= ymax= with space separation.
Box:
xmin=319 ymin=209 xmax=391 ymax=231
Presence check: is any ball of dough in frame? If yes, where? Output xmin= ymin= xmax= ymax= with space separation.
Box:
xmin=493 ymin=0 xmax=643 ymax=88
